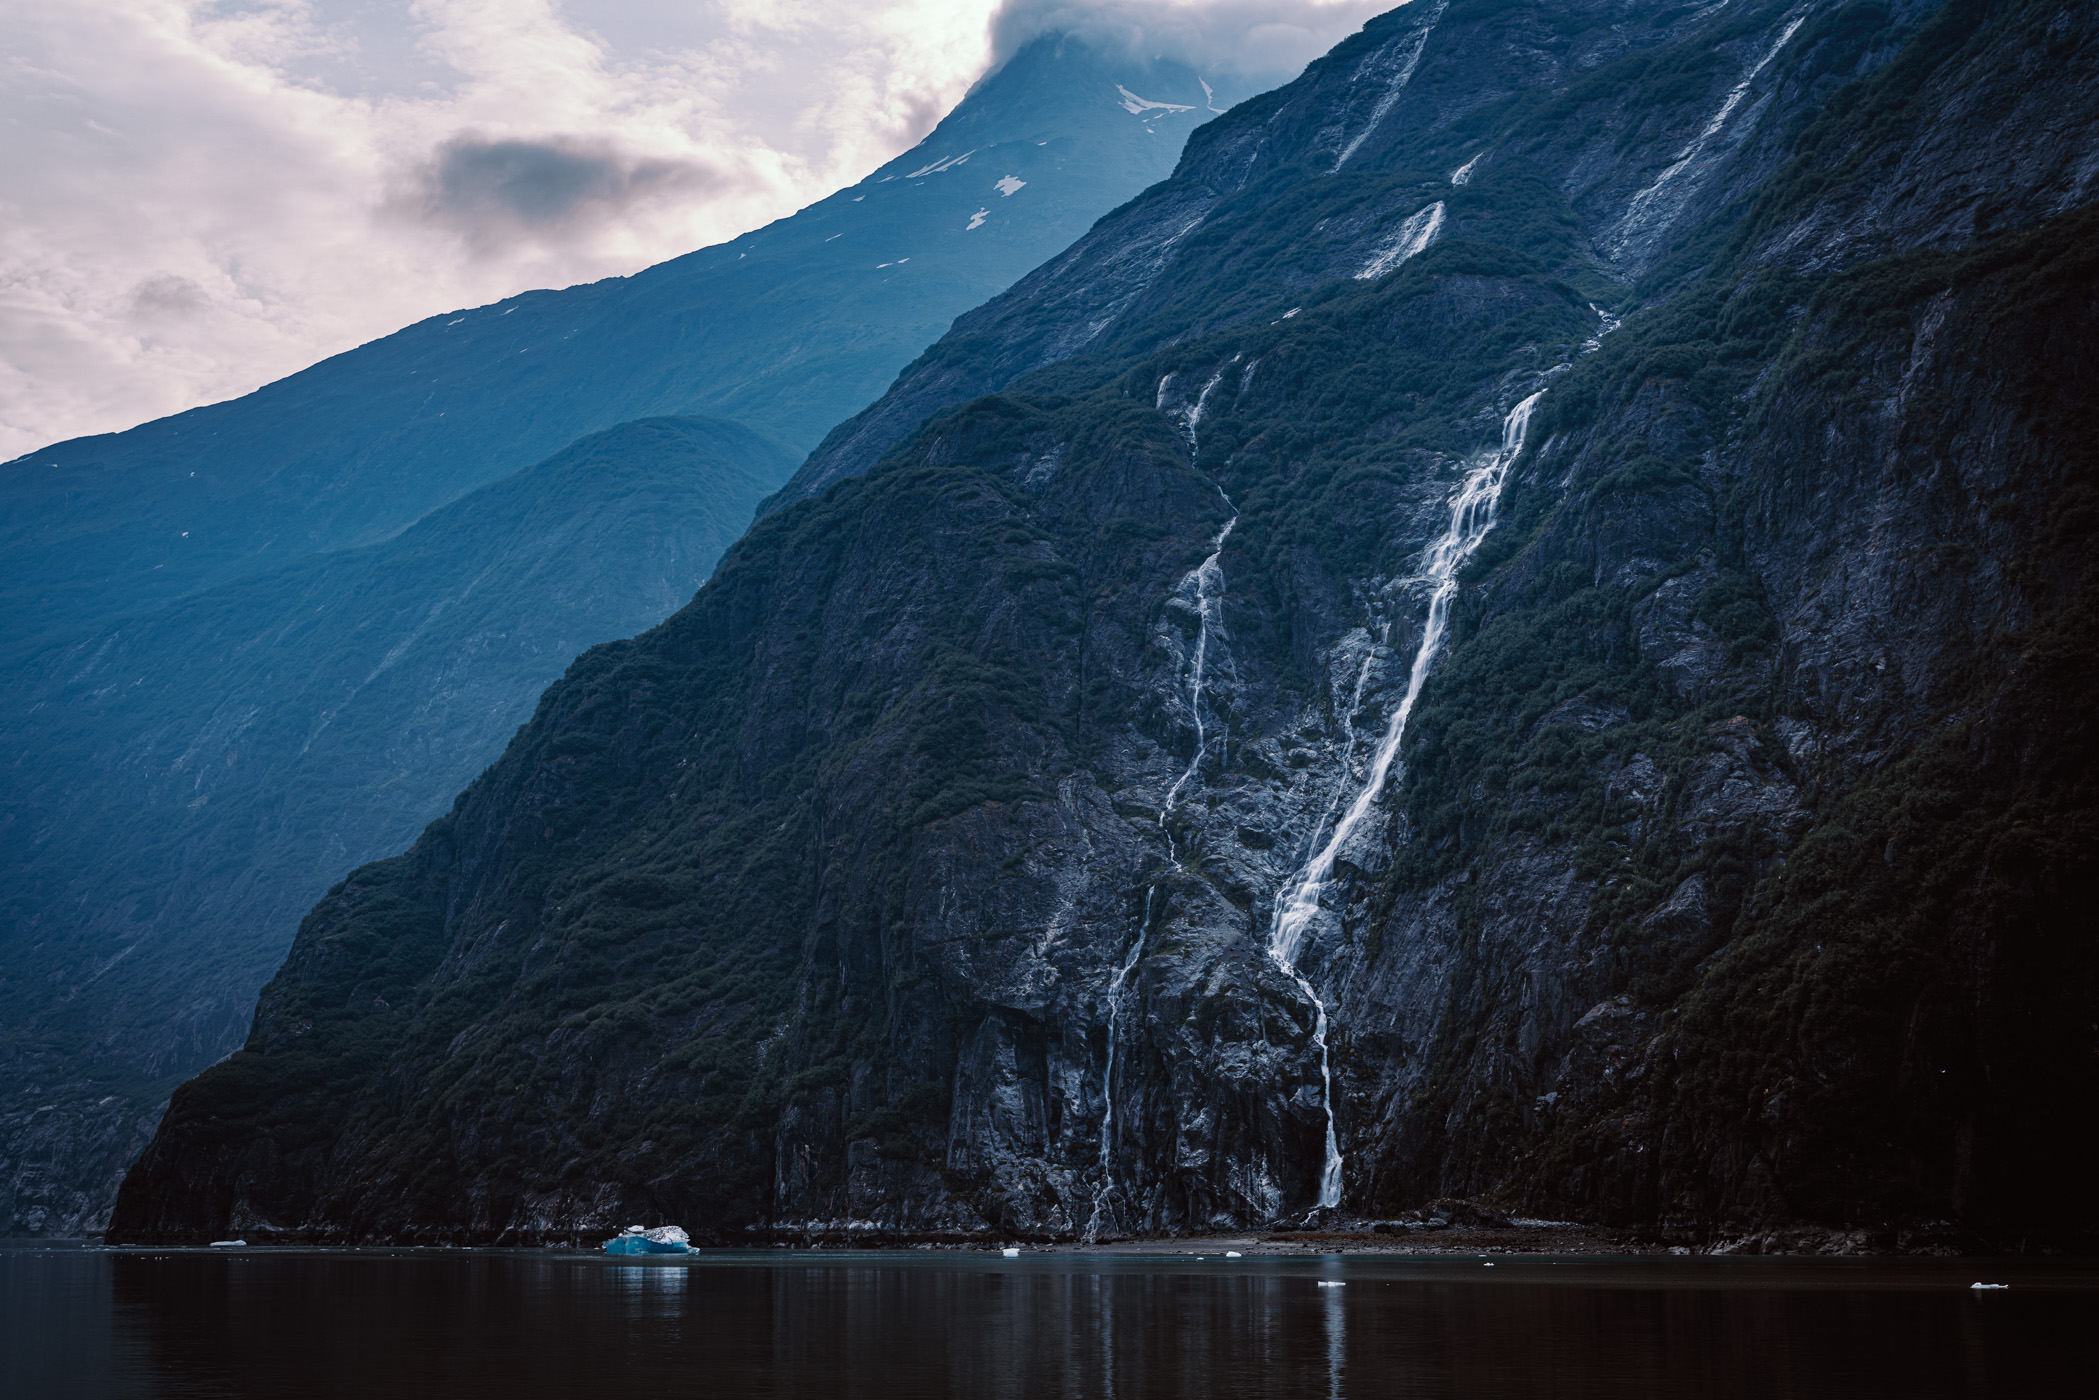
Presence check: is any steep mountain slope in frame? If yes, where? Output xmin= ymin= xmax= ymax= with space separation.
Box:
xmin=1 ymin=32 xmax=1255 ymax=1239
xmin=1 ymin=418 xmax=786 ymax=1235
xmin=0 ymin=37 xmax=1241 ymax=660
xmin=115 ymin=0 xmax=2099 ymax=1250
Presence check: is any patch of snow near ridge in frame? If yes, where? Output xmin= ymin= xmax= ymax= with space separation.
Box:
xmin=967 ymin=208 xmax=989 ymax=230
xmin=1118 ymin=85 xmax=1195 ymax=116
xmin=995 ymin=176 xmax=1026 ymax=197
xmin=1450 ymin=152 xmax=1483 ymax=185
xmin=906 ymin=149 xmax=976 ymax=179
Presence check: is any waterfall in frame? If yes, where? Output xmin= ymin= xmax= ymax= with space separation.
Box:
xmin=1090 ymin=491 xmax=1238 ymax=1239
xmin=1609 ymin=8 xmax=1809 ymax=258
xmin=1266 ymin=389 xmax=1545 ymax=1210
xmin=1161 ymin=362 xmax=1237 ymax=453
xmin=1355 ymin=201 xmax=1445 ymax=281
xmin=1332 ymin=0 xmax=1451 ymax=172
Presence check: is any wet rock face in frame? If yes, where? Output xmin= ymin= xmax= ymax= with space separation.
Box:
xmin=116 ymin=1 xmax=2099 ymax=1248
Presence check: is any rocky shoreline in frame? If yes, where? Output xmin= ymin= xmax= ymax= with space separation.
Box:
xmin=103 ymin=1207 xmax=2051 ymax=1258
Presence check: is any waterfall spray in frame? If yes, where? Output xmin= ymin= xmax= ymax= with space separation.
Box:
xmin=1266 ymin=390 xmax=1545 ymax=1211
xmin=1089 ymin=489 xmax=1237 ymax=1239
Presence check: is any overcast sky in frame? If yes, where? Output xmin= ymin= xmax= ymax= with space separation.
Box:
xmin=0 ymin=0 xmax=1390 ymax=460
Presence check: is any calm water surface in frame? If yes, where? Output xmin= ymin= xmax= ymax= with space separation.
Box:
xmin=5 ymin=1243 xmax=2094 ymax=1398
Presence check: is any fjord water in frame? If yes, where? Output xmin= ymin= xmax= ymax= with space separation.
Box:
xmin=7 ymin=1246 xmax=2093 ymax=1399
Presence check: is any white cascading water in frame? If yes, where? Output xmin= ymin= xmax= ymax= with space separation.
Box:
xmin=1266 ymin=389 xmax=1545 ymax=1210
xmin=1331 ymin=0 xmax=1451 ymax=172
xmin=1091 ymin=388 xmax=1239 ymax=1238
xmin=1609 ymin=9 xmax=1809 ymax=258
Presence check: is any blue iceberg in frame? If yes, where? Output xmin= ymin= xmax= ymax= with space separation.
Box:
xmin=602 ymin=1225 xmax=691 ymax=1255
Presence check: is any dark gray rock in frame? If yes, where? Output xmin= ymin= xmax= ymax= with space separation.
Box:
xmin=110 ymin=0 xmax=2099 ymax=1252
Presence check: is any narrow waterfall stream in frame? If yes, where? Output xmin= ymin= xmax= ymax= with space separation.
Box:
xmin=1267 ymin=390 xmax=1546 ymax=1210
xmin=1089 ymin=481 xmax=1237 ymax=1240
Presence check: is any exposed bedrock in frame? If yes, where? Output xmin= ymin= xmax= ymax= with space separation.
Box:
xmin=115 ymin=0 xmax=2099 ymax=1249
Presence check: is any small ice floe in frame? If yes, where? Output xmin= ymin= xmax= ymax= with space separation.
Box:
xmin=1316 ymin=1280 xmax=1346 ymax=1288
xmin=1002 ymin=1247 xmax=1021 ymax=1258
xmin=1225 ymin=1251 xmax=1242 ymax=1258
xmin=603 ymin=1225 xmax=691 ymax=1255
xmin=208 ymin=1240 xmax=245 ymax=1248
xmin=1970 ymin=1282 xmax=2009 ymax=1290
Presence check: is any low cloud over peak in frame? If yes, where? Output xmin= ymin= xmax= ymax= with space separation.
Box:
xmin=990 ymin=0 xmax=1389 ymax=86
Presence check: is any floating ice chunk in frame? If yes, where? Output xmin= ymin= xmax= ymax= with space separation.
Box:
xmin=208 ymin=1240 xmax=245 ymax=1248
xmin=995 ymin=176 xmax=1026 ymax=197
xmin=1316 ymin=1280 xmax=1346 ymax=1287
xmin=1225 ymin=1251 xmax=1242 ymax=1258
xmin=1117 ymin=85 xmax=1194 ymax=116
xmin=1971 ymin=1282 xmax=2009 ymax=1290
xmin=967 ymin=208 xmax=989 ymax=230
xmin=1002 ymin=1247 xmax=1021 ymax=1258
xmin=604 ymin=1224 xmax=691 ymax=1255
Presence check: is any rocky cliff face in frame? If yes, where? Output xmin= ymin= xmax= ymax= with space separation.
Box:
xmin=2 ymin=35 xmax=1252 ymax=1239
xmin=114 ymin=0 xmax=2099 ymax=1250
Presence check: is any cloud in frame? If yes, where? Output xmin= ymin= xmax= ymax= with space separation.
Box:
xmin=391 ymin=133 xmax=725 ymax=252
xmin=0 ymin=1 xmax=1392 ymax=461
xmin=130 ymin=274 xmax=211 ymax=320
xmin=990 ymin=0 xmax=1390 ymax=85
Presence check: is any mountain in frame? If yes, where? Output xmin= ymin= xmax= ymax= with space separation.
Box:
xmin=0 ymin=36 xmax=1242 ymax=662
xmin=0 ymin=35 xmax=1253 ymax=1238
xmin=114 ymin=0 xmax=2099 ymax=1252
xmin=0 ymin=417 xmax=785 ymax=1235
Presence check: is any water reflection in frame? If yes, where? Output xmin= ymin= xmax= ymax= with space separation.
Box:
xmin=1322 ymin=1271 xmax=1345 ymax=1400
xmin=610 ymin=1262 xmax=689 ymax=1318
xmin=4 ymin=1244 xmax=2093 ymax=1399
